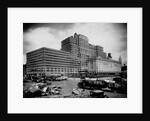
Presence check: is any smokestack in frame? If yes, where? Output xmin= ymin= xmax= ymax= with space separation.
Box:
xmin=108 ymin=53 xmax=112 ymax=58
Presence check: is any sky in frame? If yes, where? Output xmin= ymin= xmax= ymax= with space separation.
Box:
xmin=23 ymin=23 xmax=127 ymax=65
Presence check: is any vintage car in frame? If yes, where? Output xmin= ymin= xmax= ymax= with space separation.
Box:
xmin=78 ymin=78 xmax=108 ymax=90
xmin=78 ymin=77 xmax=127 ymax=94
xmin=90 ymin=90 xmax=108 ymax=98
xmin=55 ymin=76 xmax=68 ymax=81
xmin=107 ymin=80 xmax=127 ymax=93
xmin=102 ymin=77 xmax=127 ymax=93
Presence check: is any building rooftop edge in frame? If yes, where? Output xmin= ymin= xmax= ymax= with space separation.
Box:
xmin=27 ymin=47 xmax=71 ymax=54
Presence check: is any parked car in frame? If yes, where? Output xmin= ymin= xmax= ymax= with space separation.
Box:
xmin=112 ymin=77 xmax=123 ymax=83
xmin=78 ymin=78 xmax=108 ymax=90
xmin=107 ymin=77 xmax=127 ymax=93
xmin=55 ymin=76 xmax=68 ymax=81
xmin=90 ymin=90 xmax=108 ymax=98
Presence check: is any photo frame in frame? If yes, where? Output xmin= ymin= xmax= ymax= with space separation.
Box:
xmin=1 ymin=0 xmax=148 ymax=118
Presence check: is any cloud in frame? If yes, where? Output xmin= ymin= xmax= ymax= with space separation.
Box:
xmin=23 ymin=27 xmax=62 ymax=62
xmin=23 ymin=23 xmax=127 ymax=64
xmin=23 ymin=23 xmax=74 ymax=32
xmin=65 ymin=23 xmax=127 ymax=61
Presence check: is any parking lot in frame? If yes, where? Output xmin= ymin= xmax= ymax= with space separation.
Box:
xmin=23 ymin=77 xmax=127 ymax=98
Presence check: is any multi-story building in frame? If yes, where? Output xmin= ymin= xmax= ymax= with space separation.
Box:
xmin=61 ymin=33 xmax=122 ymax=73
xmin=26 ymin=47 xmax=81 ymax=76
xmin=26 ymin=33 xmax=122 ymax=76
xmin=88 ymin=56 xmax=121 ymax=73
xmin=61 ymin=33 xmax=107 ymax=70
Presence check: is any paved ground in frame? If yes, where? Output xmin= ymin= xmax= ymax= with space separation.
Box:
xmin=50 ymin=78 xmax=80 ymax=95
xmin=24 ymin=77 xmax=127 ymax=98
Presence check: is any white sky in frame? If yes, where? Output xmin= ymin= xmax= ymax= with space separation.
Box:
xmin=23 ymin=23 xmax=127 ymax=65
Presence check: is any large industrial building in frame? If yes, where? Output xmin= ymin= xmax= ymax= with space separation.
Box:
xmin=26 ymin=47 xmax=81 ymax=76
xmin=88 ymin=56 xmax=121 ymax=73
xmin=26 ymin=33 xmax=122 ymax=76
xmin=61 ymin=33 xmax=121 ymax=72
xmin=61 ymin=33 xmax=107 ymax=70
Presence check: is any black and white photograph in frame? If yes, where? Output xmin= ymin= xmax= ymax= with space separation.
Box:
xmin=23 ymin=23 xmax=127 ymax=98
xmin=7 ymin=8 xmax=142 ymax=113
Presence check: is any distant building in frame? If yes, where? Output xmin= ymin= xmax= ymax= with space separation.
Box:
xmin=120 ymin=64 xmax=127 ymax=78
xmin=26 ymin=33 xmax=122 ymax=76
xmin=88 ymin=56 xmax=121 ymax=73
xmin=119 ymin=55 xmax=122 ymax=66
xmin=122 ymin=64 xmax=127 ymax=72
xmin=23 ymin=64 xmax=27 ymax=76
